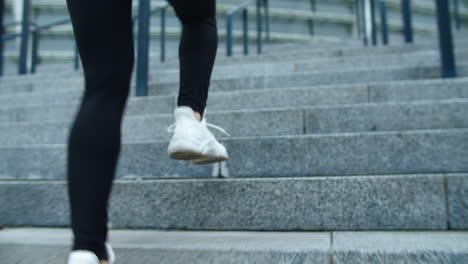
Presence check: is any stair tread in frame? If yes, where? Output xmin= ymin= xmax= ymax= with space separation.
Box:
xmin=0 ymin=173 xmax=467 ymax=231
xmin=1 ymin=227 xmax=467 ymax=251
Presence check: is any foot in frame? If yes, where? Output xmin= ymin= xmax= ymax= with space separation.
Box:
xmin=167 ymin=106 xmax=230 ymax=164
xmin=68 ymin=242 xmax=115 ymax=264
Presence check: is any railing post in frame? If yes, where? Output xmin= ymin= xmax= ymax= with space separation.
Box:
xmin=242 ymin=8 xmax=248 ymax=55
xmin=453 ymin=0 xmax=461 ymax=31
xmin=264 ymin=0 xmax=270 ymax=42
xmin=308 ymin=0 xmax=316 ymax=35
xmin=401 ymin=0 xmax=413 ymax=43
xmin=256 ymin=0 xmax=262 ymax=54
xmin=380 ymin=0 xmax=389 ymax=45
xmin=30 ymin=29 xmax=39 ymax=73
xmin=135 ymin=0 xmax=150 ymax=96
xmin=358 ymin=0 xmax=369 ymax=46
xmin=0 ymin=0 xmax=5 ymax=76
xmin=226 ymin=15 xmax=233 ymax=57
xmin=160 ymin=7 xmax=166 ymax=62
xmin=18 ymin=0 xmax=31 ymax=74
xmin=355 ymin=0 xmax=362 ymax=39
xmin=370 ymin=0 xmax=377 ymax=45
xmin=435 ymin=0 xmax=456 ymax=78
xmin=362 ymin=0 xmax=375 ymax=46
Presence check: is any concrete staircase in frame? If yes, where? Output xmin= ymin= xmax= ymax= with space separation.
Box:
xmin=0 ymin=35 xmax=468 ymax=263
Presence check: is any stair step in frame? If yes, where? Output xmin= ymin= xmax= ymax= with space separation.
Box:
xmin=0 ymin=128 xmax=466 ymax=180
xmin=158 ymin=38 xmax=468 ymax=67
xmin=1 ymin=227 xmax=467 ymax=263
xmin=1 ymin=78 xmax=468 ymax=123
xmin=150 ymin=63 xmax=468 ymax=96
xmin=2 ymin=46 xmax=467 ymax=95
xmin=0 ymin=173 xmax=466 ymax=229
xmin=0 ymin=99 xmax=467 ymax=147
xmin=149 ymin=50 xmax=468 ymax=83
xmin=4 ymin=62 xmax=458 ymax=103
xmin=220 ymin=128 xmax=468 ymax=177
xmin=2 ymin=40 xmax=467 ymax=90
xmin=1 ymin=63 xmax=468 ymax=109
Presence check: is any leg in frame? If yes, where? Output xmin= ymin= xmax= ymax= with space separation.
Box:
xmin=167 ymin=0 xmax=218 ymax=119
xmin=65 ymin=0 xmax=134 ymax=261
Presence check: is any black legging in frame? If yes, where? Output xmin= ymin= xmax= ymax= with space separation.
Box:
xmin=66 ymin=0 xmax=217 ymax=261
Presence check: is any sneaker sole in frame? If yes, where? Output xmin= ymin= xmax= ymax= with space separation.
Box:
xmin=168 ymin=138 xmax=206 ymax=160
xmin=192 ymin=155 xmax=228 ymax=164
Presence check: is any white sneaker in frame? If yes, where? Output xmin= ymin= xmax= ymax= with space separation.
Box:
xmin=68 ymin=242 xmax=115 ymax=264
xmin=167 ymin=106 xmax=230 ymax=164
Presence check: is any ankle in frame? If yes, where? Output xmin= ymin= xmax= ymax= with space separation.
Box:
xmin=193 ymin=111 xmax=202 ymax=121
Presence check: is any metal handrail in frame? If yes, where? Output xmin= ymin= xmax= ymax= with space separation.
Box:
xmin=356 ymin=0 xmax=379 ymax=46
xmin=436 ymin=0 xmax=457 ymax=78
xmin=355 ymin=0 xmax=457 ymax=78
xmin=379 ymin=0 xmax=389 ymax=45
xmin=225 ymin=0 xmax=270 ymax=57
xmin=453 ymin=0 xmax=461 ymax=30
xmin=3 ymin=21 xmax=35 ymax=28
xmin=1 ymin=21 xmax=36 ymax=41
xmin=132 ymin=2 xmax=169 ymax=63
xmin=134 ymin=0 xmax=169 ymax=96
xmin=0 ymin=21 xmax=37 ymax=76
xmin=356 ymin=0 xmax=407 ymax=46
xmin=370 ymin=0 xmax=377 ymax=45
xmin=401 ymin=0 xmax=413 ymax=43
xmin=0 ymin=0 xmax=52 ymax=75
xmin=30 ymin=18 xmax=80 ymax=73
xmin=0 ymin=0 xmax=3 ymax=76
xmin=31 ymin=1 xmax=170 ymax=76
xmin=226 ymin=1 xmax=249 ymax=56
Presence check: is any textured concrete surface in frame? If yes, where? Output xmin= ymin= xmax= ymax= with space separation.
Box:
xmin=150 ymin=50 xmax=468 ymax=83
xmin=0 ymin=181 xmax=70 ymax=226
xmin=2 ymin=61 xmax=467 ymax=106
xmin=0 ymin=106 xmax=304 ymax=146
xmin=0 ymin=129 xmax=466 ymax=180
xmin=1 ymin=99 xmax=468 ymax=147
xmin=368 ymin=78 xmax=468 ymax=103
xmin=0 ymin=174 xmax=449 ymax=229
xmin=1 ymin=37 xmax=467 ymax=83
xmin=0 ymin=46 xmax=433 ymax=93
xmin=220 ymin=129 xmax=468 ymax=177
xmin=304 ymin=99 xmax=468 ymax=133
xmin=0 ymin=63 xmax=452 ymax=107
xmin=0 ymin=89 xmax=83 ymax=107
xmin=0 ymin=41 xmax=460 ymax=87
xmin=5 ymin=37 xmax=466 ymax=83
xmin=0 ymin=94 xmax=175 ymax=123
xmin=0 ymin=140 xmax=217 ymax=180
xmin=1 ymin=77 xmax=467 ymax=123
xmin=0 ymin=84 xmax=367 ymax=123
xmin=448 ymin=174 xmax=468 ymax=230
xmin=332 ymin=231 xmax=468 ymax=264
xmin=151 ymin=64 xmax=446 ymax=96
xmin=0 ymin=227 xmax=330 ymax=264
xmin=109 ymin=175 xmax=448 ymax=230
xmin=1 ymin=228 xmax=467 ymax=264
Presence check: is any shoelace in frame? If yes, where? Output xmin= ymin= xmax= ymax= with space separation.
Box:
xmin=166 ymin=119 xmax=231 ymax=137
